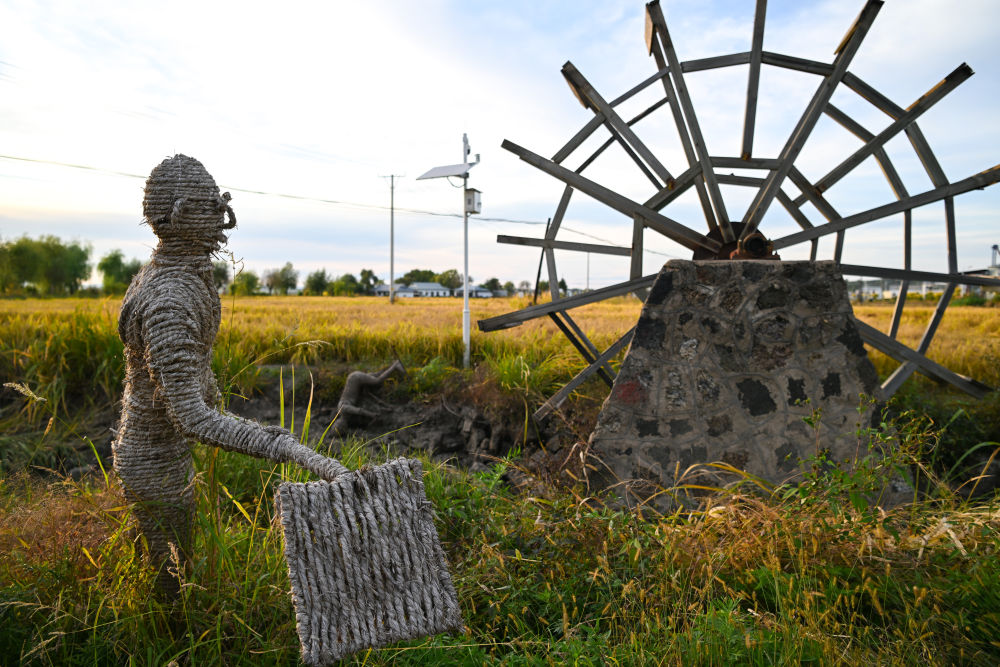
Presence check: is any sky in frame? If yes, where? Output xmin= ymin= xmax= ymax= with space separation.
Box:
xmin=1 ymin=0 xmax=998 ymax=290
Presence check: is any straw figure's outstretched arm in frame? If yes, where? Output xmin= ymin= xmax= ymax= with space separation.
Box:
xmin=142 ymin=297 xmax=348 ymax=481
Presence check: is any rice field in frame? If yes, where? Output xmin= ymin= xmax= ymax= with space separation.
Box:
xmin=1 ymin=296 xmax=999 ymax=664
xmin=1 ymin=296 xmax=997 ymax=410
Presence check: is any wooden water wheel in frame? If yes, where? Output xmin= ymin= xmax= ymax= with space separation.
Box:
xmin=479 ymin=0 xmax=999 ymax=420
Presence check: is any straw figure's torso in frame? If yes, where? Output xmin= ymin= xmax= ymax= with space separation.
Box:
xmin=113 ymin=256 xmax=220 ymax=590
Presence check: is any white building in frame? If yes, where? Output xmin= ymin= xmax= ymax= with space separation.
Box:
xmin=453 ymin=285 xmax=493 ymax=298
xmin=409 ymin=282 xmax=452 ymax=297
xmin=374 ymin=283 xmax=415 ymax=298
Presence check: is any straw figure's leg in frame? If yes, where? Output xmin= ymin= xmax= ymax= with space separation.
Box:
xmin=112 ymin=154 xmax=349 ymax=596
xmin=336 ymin=360 xmax=406 ymax=420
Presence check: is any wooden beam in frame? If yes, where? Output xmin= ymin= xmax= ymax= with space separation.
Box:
xmin=534 ymin=329 xmax=635 ymax=421
xmin=549 ymin=311 xmax=615 ymax=387
xmin=717 ymin=173 xmax=766 ymax=187
xmin=502 ymin=140 xmax=722 ymax=253
xmin=741 ymin=0 xmax=767 ymax=160
xmin=646 ymin=30 xmax=718 ymax=233
xmin=644 ymin=163 xmax=700 ymax=210
xmin=682 ymin=52 xmax=752 ymax=73
xmin=838 ymin=264 xmax=1000 ymax=288
xmin=787 ymin=167 xmax=839 ymax=222
xmin=631 ymin=214 xmax=650 ymax=302
xmin=773 ymin=164 xmax=1000 ymax=249
xmin=711 ymin=156 xmax=782 ymax=170
xmin=761 ymin=51 xmax=835 ymax=76
xmin=887 ymin=209 xmax=912 ymax=339
xmin=576 ymin=98 xmax=671 ymax=175
xmin=563 ymin=62 xmax=674 ymax=187
xmin=742 ymin=1 xmax=883 ymax=237
xmin=497 ymin=234 xmax=631 ymax=257
xmin=808 ymin=64 xmax=973 ymax=198
xmin=478 ymin=273 xmax=657 ymax=332
xmin=552 ymin=115 xmax=605 ymax=165
xmin=776 ymin=189 xmax=814 ymax=230
xmin=840 ymin=72 xmax=950 ymax=188
xmin=854 ymin=319 xmax=990 ymax=398
xmin=647 ymin=0 xmax=734 ymax=242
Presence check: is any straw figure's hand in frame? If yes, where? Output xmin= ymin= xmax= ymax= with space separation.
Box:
xmin=268 ymin=428 xmax=349 ymax=482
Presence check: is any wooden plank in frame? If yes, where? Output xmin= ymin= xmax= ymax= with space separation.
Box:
xmin=787 ymin=166 xmax=839 ymax=221
xmin=711 ymin=156 xmax=781 ymax=170
xmin=840 ymin=72 xmax=950 ymax=187
xmin=647 ymin=0 xmax=734 ymax=242
xmin=773 ymin=164 xmax=1000 ymax=249
xmin=944 ymin=196 xmax=958 ymax=274
xmin=905 ymin=123 xmax=949 ymax=186
xmin=776 ymin=189 xmax=814 ymax=230
xmin=552 ymin=115 xmax=605 ymax=165
xmin=604 ymin=123 xmax=664 ymax=189
xmin=854 ymin=319 xmax=990 ymax=398
xmin=742 ymin=1 xmax=883 ymax=237
xmin=548 ymin=185 xmax=574 ymax=240
xmin=545 ymin=246 xmax=560 ymax=302
xmin=575 ymin=98 xmax=670 ymax=175
xmin=882 ymin=282 xmax=956 ymax=395
xmin=808 ymin=64 xmax=973 ymax=197
xmin=842 ymin=71 xmax=903 ymax=117
xmin=646 ymin=30 xmax=718 ymax=233
xmin=562 ymin=311 xmax=617 ymax=383
xmin=741 ymin=0 xmax=767 ymax=160
xmin=502 ymin=140 xmax=722 ymax=253
xmin=874 ymin=147 xmax=909 ymax=200
xmin=717 ymin=173 xmax=765 ymax=187
xmin=549 ymin=312 xmax=615 ymax=387
xmin=682 ymin=52 xmax=752 ymax=73
xmin=478 ymin=273 xmax=657 ymax=332
xmin=888 ymin=209 xmax=912 ymax=338
xmin=563 ymin=62 xmax=674 ymax=187
xmin=610 ymin=67 xmax=669 ymax=107
xmin=497 ymin=234 xmax=631 ymax=257
xmin=534 ymin=329 xmax=635 ymax=421
xmin=631 ymin=214 xmax=650 ymax=302
xmin=760 ymin=51 xmax=835 ymax=76
xmin=824 ymin=103 xmax=875 ymax=141
xmin=644 ymin=163 xmax=700 ymax=210
xmin=532 ymin=218 xmax=550 ymax=304
xmin=888 ymin=285 xmax=909 ymax=340
xmin=838 ymin=264 xmax=1000 ymax=288
xmin=834 ymin=230 xmax=845 ymax=263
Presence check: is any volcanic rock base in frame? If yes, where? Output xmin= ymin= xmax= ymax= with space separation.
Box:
xmin=588 ymin=260 xmax=880 ymax=507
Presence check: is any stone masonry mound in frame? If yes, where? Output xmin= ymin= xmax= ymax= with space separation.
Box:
xmin=588 ymin=260 xmax=880 ymax=508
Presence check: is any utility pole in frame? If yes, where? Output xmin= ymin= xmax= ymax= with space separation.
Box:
xmin=461 ymin=134 xmax=472 ymax=369
xmin=382 ymin=174 xmax=403 ymax=303
xmin=416 ymin=134 xmax=480 ymax=368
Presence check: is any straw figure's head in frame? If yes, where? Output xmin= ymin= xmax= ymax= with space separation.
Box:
xmin=143 ymin=154 xmax=236 ymax=253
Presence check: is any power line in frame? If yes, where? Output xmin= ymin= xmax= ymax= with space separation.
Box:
xmin=0 ymin=152 xmax=680 ymax=259
xmin=0 ymin=153 xmax=547 ymax=225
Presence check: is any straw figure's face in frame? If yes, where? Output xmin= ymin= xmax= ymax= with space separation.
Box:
xmin=143 ymin=154 xmax=236 ymax=253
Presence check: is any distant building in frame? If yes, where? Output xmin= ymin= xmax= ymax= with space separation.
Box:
xmin=453 ymin=285 xmax=493 ymax=298
xmin=374 ymin=283 xmax=415 ymax=298
xmin=409 ymin=281 xmax=451 ymax=297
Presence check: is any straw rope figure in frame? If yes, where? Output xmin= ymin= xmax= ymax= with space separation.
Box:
xmin=113 ymin=155 xmax=348 ymax=594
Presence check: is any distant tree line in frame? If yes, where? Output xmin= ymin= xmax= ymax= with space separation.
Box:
xmin=0 ymin=236 xmax=91 ymax=295
xmin=0 ymin=236 xmax=533 ymax=298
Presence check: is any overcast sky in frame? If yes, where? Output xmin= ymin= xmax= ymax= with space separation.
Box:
xmin=1 ymin=0 xmax=998 ymax=289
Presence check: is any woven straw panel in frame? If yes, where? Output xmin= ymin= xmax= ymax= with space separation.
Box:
xmin=276 ymin=458 xmax=462 ymax=665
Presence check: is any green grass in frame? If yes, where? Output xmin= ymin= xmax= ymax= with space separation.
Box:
xmin=1 ymin=383 xmax=999 ymax=665
xmin=2 ymin=298 xmax=999 ymax=664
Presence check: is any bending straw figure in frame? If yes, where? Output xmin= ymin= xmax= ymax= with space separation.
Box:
xmin=113 ymin=155 xmax=346 ymax=593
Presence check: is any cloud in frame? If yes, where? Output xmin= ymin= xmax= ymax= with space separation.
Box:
xmin=1 ymin=0 xmax=997 ymax=289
